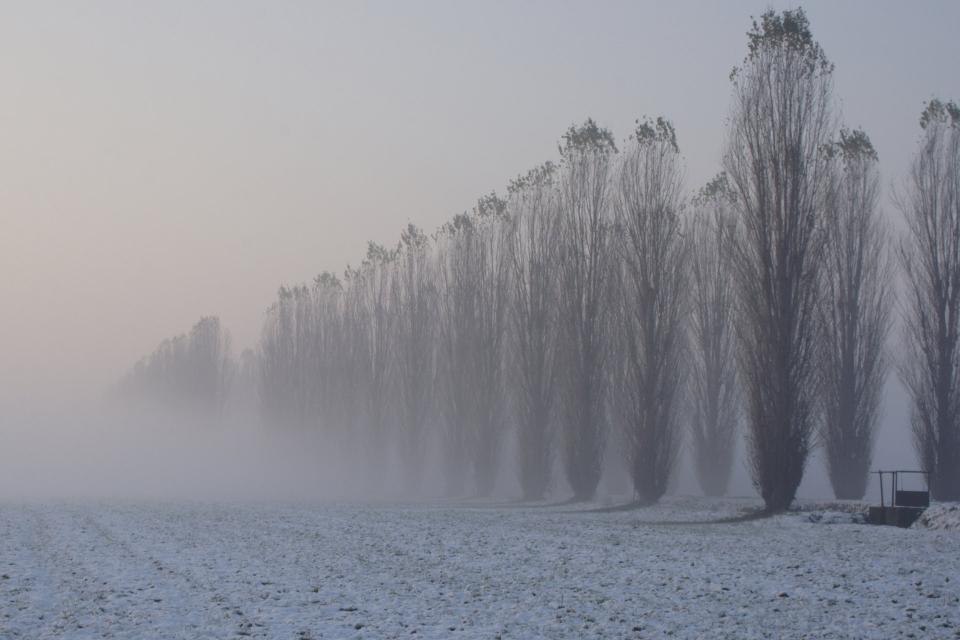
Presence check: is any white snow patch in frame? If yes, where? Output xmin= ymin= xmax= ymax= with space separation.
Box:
xmin=0 ymin=498 xmax=957 ymax=639
xmin=912 ymin=503 xmax=960 ymax=531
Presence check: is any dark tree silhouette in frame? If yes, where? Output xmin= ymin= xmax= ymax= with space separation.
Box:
xmin=898 ymin=98 xmax=960 ymax=501
xmin=689 ymin=174 xmax=740 ymax=498
xmin=724 ymin=9 xmax=836 ymax=512
xmin=820 ymin=129 xmax=891 ymax=500
xmin=556 ymin=119 xmax=617 ymax=501
xmin=435 ymin=198 xmax=510 ymax=497
xmin=612 ymin=117 xmax=688 ymax=505
xmin=507 ymin=163 xmax=561 ymax=501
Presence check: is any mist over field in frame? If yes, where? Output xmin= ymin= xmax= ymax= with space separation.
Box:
xmin=0 ymin=374 xmax=916 ymax=504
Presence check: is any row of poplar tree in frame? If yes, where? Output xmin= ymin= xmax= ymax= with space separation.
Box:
xmin=119 ymin=9 xmax=960 ymax=511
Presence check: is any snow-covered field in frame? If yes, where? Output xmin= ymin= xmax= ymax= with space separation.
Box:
xmin=1 ymin=498 xmax=958 ymax=639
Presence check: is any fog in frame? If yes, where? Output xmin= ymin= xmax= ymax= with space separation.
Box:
xmin=0 ymin=380 xmax=914 ymax=504
xmin=0 ymin=408 xmax=381 ymax=503
xmin=1 ymin=1 xmax=958 ymax=505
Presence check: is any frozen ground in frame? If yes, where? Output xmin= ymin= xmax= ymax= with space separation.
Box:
xmin=0 ymin=497 xmax=958 ymax=639
xmin=914 ymin=503 xmax=960 ymax=532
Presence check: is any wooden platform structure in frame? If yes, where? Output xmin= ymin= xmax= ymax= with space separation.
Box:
xmin=867 ymin=470 xmax=930 ymax=528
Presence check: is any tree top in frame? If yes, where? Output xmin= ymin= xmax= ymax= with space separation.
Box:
xmin=507 ymin=161 xmax=556 ymax=195
xmin=693 ymin=172 xmax=736 ymax=207
xmin=632 ymin=116 xmax=678 ymax=153
xmin=733 ymin=8 xmax=832 ymax=80
xmin=559 ymin=118 xmax=617 ymax=157
xmin=920 ymin=98 xmax=960 ymax=130
xmin=827 ymin=128 xmax=878 ymax=163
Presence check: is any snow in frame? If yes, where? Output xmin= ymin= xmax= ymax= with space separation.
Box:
xmin=800 ymin=510 xmax=867 ymax=525
xmin=1 ymin=498 xmax=958 ymax=639
xmin=913 ymin=503 xmax=960 ymax=532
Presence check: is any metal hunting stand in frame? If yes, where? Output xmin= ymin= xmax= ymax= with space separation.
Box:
xmin=867 ymin=470 xmax=930 ymax=528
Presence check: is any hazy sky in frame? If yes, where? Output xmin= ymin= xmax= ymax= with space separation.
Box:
xmin=1 ymin=0 xmax=959 ymax=415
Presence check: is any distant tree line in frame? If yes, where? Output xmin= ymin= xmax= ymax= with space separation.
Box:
xmin=118 ymin=8 xmax=960 ymax=509
xmin=118 ymin=316 xmax=235 ymax=419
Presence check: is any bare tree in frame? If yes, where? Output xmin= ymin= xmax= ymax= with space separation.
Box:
xmin=185 ymin=316 xmax=235 ymax=417
xmin=507 ymin=163 xmax=561 ymax=501
xmin=392 ymin=224 xmax=437 ymax=491
xmin=898 ymin=98 xmax=960 ymax=501
xmin=819 ymin=129 xmax=891 ymax=500
xmin=340 ymin=244 xmax=396 ymax=478
xmin=256 ymin=273 xmax=342 ymax=433
xmin=612 ymin=117 xmax=688 ymax=505
xmin=435 ymin=197 xmax=511 ymax=499
xmin=258 ymin=284 xmax=313 ymax=428
xmin=557 ymin=119 xmax=617 ymax=501
xmin=688 ymin=174 xmax=740 ymax=498
xmin=470 ymin=195 xmax=511 ymax=496
xmin=723 ymin=9 xmax=836 ymax=512
xmin=310 ymin=272 xmax=345 ymax=435
xmin=436 ymin=214 xmax=480 ymax=496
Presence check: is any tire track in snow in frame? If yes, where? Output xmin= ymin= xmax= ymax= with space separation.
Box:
xmin=0 ymin=506 xmax=65 ymax=639
xmin=3 ymin=505 xmax=237 ymax=639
